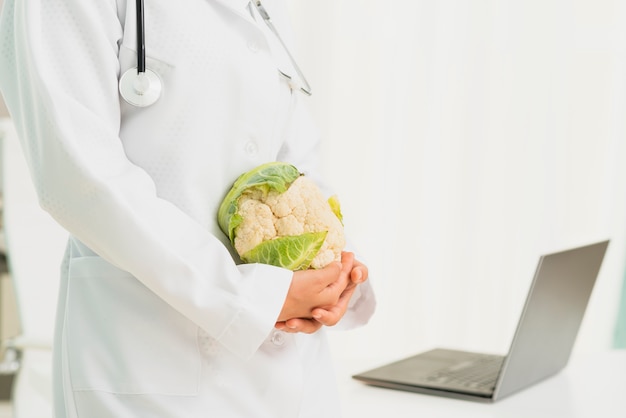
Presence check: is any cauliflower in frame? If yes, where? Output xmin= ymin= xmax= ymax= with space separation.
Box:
xmin=218 ymin=162 xmax=345 ymax=270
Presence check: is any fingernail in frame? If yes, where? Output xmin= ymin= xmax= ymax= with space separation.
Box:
xmin=312 ymin=313 xmax=322 ymax=319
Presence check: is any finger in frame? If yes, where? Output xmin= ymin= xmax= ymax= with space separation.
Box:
xmin=350 ymin=258 xmax=368 ymax=284
xmin=351 ymin=265 xmax=368 ymax=284
xmin=281 ymin=318 xmax=323 ymax=334
xmin=327 ymin=252 xmax=354 ymax=291
xmin=311 ymin=305 xmax=342 ymax=327
xmin=341 ymin=251 xmax=355 ymax=274
xmin=312 ymin=283 xmax=357 ymax=326
xmin=305 ymin=261 xmax=342 ymax=289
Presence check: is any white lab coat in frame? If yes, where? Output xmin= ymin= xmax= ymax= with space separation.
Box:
xmin=0 ymin=0 xmax=375 ymax=417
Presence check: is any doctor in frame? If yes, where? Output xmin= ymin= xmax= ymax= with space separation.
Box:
xmin=0 ymin=0 xmax=375 ymax=417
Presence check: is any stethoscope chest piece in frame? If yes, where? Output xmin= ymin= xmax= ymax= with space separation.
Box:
xmin=119 ymin=67 xmax=162 ymax=107
xmin=119 ymin=0 xmax=310 ymax=108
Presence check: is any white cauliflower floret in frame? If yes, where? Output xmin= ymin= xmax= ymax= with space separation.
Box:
xmin=234 ymin=198 xmax=277 ymax=255
xmin=234 ymin=176 xmax=345 ymax=269
xmin=218 ymin=162 xmax=346 ymax=270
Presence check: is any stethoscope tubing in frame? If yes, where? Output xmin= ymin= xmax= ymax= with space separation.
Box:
xmin=120 ymin=0 xmax=311 ymax=107
xmin=136 ymin=0 xmax=146 ymax=74
xmin=252 ymin=1 xmax=311 ymax=96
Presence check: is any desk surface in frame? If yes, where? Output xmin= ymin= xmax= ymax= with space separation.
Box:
xmin=337 ymin=351 xmax=626 ymax=418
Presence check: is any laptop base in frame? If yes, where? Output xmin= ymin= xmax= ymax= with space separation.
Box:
xmin=352 ymin=348 xmax=501 ymax=403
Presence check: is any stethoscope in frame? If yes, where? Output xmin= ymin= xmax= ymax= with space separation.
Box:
xmin=119 ymin=0 xmax=312 ymax=108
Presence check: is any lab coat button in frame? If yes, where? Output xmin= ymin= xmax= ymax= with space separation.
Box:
xmin=205 ymin=340 xmax=220 ymax=356
xmin=198 ymin=329 xmax=220 ymax=357
xmin=245 ymin=141 xmax=259 ymax=156
xmin=247 ymin=40 xmax=261 ymax=53
xmin=271 ymin=330 xmax=286 ymax=346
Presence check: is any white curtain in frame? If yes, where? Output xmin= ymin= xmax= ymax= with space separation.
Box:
xmin=287 ymin=0 xmax=626 ymax=369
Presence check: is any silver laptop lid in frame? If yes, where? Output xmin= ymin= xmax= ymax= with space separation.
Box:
xmin=493 ymin=240 xmax=609 ymax=400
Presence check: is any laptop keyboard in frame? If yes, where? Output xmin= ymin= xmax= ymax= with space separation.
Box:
xmin=425 ymin=355 xmax=504 ymax=390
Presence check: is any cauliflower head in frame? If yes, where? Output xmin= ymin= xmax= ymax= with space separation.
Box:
xmin=218 ymin=162 xmax=345 ymax=270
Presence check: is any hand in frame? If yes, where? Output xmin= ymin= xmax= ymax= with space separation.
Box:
xmin=308 ymin=254 xmax=368 ymax=327
xmin=276 ymin=252 xmax=354 ymax=324
xmin=277 ymin=281 xmax=357 ymax=334
xmin=276 ymin=252 xmax=369 ymax=334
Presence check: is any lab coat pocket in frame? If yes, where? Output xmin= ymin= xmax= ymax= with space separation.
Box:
xmin=65 ymin=256 xmax=201 ymax=395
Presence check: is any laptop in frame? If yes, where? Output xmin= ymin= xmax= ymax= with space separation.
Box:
xmin=353 ymin=240 xmax=609 ymax=402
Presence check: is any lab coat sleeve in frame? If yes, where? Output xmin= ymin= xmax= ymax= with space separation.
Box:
xmin=0 ymin=0 xmax=292 ymax=360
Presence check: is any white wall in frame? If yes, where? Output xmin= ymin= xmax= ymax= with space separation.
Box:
xmin=287 ymin=0 xmax=626 ymax=370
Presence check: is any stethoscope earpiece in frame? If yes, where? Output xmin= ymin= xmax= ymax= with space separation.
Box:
xmin=119 ymin=67 xmax=162 ymax=107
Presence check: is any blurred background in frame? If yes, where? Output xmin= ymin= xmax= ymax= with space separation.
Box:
xmin=286 ymin=0 xmax=626 ymax=367
xmin=0 ymin=0 xmax=624 ymax=416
